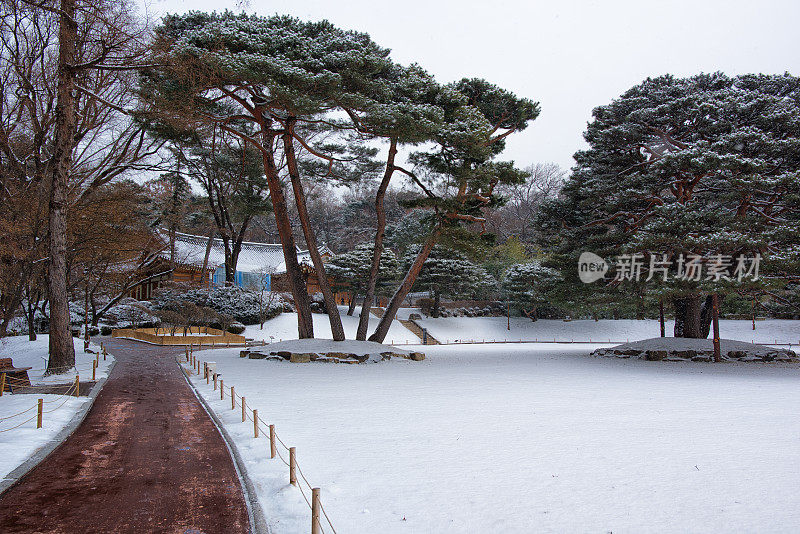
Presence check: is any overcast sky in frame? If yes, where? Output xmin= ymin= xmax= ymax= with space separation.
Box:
xmin=143 ymin=0 xmax=800 ymax=173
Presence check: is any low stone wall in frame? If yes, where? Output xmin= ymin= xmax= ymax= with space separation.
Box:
xmin=593 ymin=347 xmax=797 ymax=363
xmin=239 ymin=349 xmax=425 ymax=364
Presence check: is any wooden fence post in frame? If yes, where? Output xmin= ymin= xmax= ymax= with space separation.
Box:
xmin=75 ymin=375 xmax=80 ymax=397
xmin=289 ymin=447 xmax=297 ymax=486
xmin=213 ymin=373 xmax=218 ymax=390
xmin=253 ymin=409 xmax=259 ymax=438
xmin=103 ymin=346 xmax=107 ymax=361
xmin=37 ymin=398 xmax=43 ymax=428
xmin=242 ymin=397 xmax=246 ymax=422
xmin=312 ymin=488 xmax=321 ymax=534
xmin=92 ymin=360 xmax=97 ymax=381
xmin=220 ymin=379 xmax=224 ymax=399
xmin=231 ymin=387 xmax=236 ymax=409
xmin=0 ymin=372 xmax=5 ymax=397
xmin=269 ymin=424 xmax=276 ymax=459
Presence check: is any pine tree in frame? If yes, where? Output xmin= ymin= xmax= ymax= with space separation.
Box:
xmin=539 ymin=73 xmax=800 ymax=336
xmin=410 ymin=247 xmax=497 ymax=317
xmin=502 ymin=262 xmax=561 ymax=321
xmin=327 ymin=244 xmax=399 ymax=315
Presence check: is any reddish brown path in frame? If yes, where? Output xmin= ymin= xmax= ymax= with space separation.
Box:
xmin=0 ymin=338 xmax=251 ymax=534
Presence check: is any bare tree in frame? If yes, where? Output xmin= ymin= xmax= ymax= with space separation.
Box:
xmin=1 ymin=0 xmax=162 ymax=371
xmin=486 ymin=163 xmax=564 ymax=243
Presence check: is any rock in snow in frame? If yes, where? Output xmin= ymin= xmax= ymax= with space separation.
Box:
xmin=242 ymin=339 xmax=424 ymax=364
xmin=592 ymin=337 xmax=797 ymax=362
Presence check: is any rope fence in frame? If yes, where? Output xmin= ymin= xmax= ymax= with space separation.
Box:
xmin=0 ymin=374 xmax=84 ymax=432
xmin=181 ymin=348 xmax=337 ymax=534
xmin=0 ymin=343 xmax=110 ymax=434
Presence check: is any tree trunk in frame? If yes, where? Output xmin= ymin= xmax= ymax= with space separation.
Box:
xmin=369 ymin=228 xmax=441 ymax=343
xmin=711 ymin=293 xmax=721 ymax=362
xmin=673 ymin=295 xmax=709 ymax=338
xmin=356 ymin=138 xmax=396 ymax=340
xmin=347 ymin=296 xmax=357 ymax=316
xmin=27 ymin=305 xmax=37 ymax=341
xmin=83 ymin=276 xmax=90 ymax=352
xmin=432 ymin=290 xmax=441 ymax=318
xmin=46 ymin=0 xmax=78 ymax=374
xmin=700 ymin=295 xmax=713 ymax=338
xmin=202 ymin=228 xmax=215 ymax=288
xmin=255 ymin=112 xmax=313 ymax=338
xmin=283 ymin=119 xmax=344 ymax=341
xmin=659 ymin=299 xmax=665 ymax=337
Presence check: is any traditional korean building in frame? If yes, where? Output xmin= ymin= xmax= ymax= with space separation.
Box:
xmin=129 ymin=230 xmax=334 ymax=300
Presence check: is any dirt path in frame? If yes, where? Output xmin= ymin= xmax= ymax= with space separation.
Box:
xmin=0 ymin=338 xmax=251 ymax=533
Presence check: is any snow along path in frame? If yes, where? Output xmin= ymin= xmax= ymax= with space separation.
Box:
xmin=0 ymin=336 xmax=114 ymax=482
xmin=415 ymin=317 xmax=800 ymax=346
xmin=0 ymin=334 xmax=114 ymax=385
xmin=244 ymin=305 xmax=420 ymax=344
xmin=189 ymin=342 xmax=800 ymax=533
xmin=0 ymin=338 xmax=250 ymax=533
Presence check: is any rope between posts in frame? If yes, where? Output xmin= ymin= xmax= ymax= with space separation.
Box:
xmin=0 ymin=403 xmax=37 ymax=421
xmin=0 ymin=380 xmax=78 ymax=423
xmin=42 ymin=397 xmax=76 ymax=414
xmin=0 ymin=414 xmax=38 ymax=432
xmin=185 ymin=358 xmax=338 ymax=534
xmin=41 ymin=383 xmax=77 ymax=402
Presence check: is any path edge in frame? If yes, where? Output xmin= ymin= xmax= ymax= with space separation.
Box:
xmin=180 ymin=363 xmax=270 ymax=534
xmin=0 ymin=357 xmax=117 ymax=495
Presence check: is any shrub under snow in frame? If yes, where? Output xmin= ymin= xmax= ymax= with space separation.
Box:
xmin=151 ymin=286 xmax=284 ymax=325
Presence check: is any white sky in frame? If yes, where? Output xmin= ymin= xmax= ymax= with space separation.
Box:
xmin=143 ymin=0 xmax=800 ymax=173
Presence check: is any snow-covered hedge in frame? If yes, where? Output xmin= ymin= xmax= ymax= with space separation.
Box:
xmin=151 ymin=286 xmax=284 ymax=325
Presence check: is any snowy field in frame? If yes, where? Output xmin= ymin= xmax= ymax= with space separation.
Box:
xmin=0 ymin=335 xmax=114 ymax=480
xmin=244 ymin=306 xmax=419 ymax=344
xmin=416 ymin=317 xmax=800 ymax=346
xmin=188 ymin=338 xmax=800 ymax=533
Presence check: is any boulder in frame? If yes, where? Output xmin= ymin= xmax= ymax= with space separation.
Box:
xmin=289 ymin=353 xmax=312 ymax=363
xmin=645 ymin=350 xmax=667 ymax=361
xmin=248 ymin=352 xmax=267 ymax=359
xmin=325 ymin=352 xmax=352 ymax=360
xmin=240 ymin=350 xmax=250 ymax=358
xmin=409 ymin=352 xmax=426 ymax=361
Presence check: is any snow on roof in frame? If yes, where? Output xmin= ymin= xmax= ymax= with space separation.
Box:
xmin=160 ymin=230 xmax=312 ymax=274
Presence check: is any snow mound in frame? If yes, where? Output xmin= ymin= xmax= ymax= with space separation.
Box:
xmin=243 ymin=339 xmax=424 ymax=363
xmin=593 ymin=337 xmax=797 ymax=362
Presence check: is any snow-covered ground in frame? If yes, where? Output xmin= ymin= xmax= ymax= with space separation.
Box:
xmin=0 ymin=335 xmax=114 ymax=480
xmin=187 ymin=339 xmax=800 ymax=533
xmin=415 ymin=317 xmax=800 ymax=346
xmin=244 ymin=306 xmax=419 ymax=344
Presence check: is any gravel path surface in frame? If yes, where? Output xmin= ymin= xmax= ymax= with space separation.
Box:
xmin=0 ymin=338 xmax=250 ymax=533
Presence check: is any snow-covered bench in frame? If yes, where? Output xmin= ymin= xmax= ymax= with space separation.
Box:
xmin=0 ymin=358 xmax=32 ymax=393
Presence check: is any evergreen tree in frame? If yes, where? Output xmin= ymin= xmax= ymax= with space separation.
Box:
xmin=410 ymin=247 xmax=497 ymax=317
xmin=540 ymin=73 xmax=800 ymax=337
xmin=502 ymin=262 xmax=561 ymax=321
xmin=327 ymin=244 xmax=399 ymax=315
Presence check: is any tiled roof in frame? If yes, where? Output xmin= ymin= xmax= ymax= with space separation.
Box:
xmin=159 ymin=230 xmax=311 ymax=274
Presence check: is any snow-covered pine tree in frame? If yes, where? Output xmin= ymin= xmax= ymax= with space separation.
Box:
xmin=502 ymin=262 xmax=562 ymax=321
xmin=539 ymin=73 xmax=800 ymax=337
xmin=409 ymin=246 xmax=498 ymax=317
xmin=370 ymin=80 xmax=540 ymax=341
xmin=327 ymin=244 xmax=399 ymax=315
